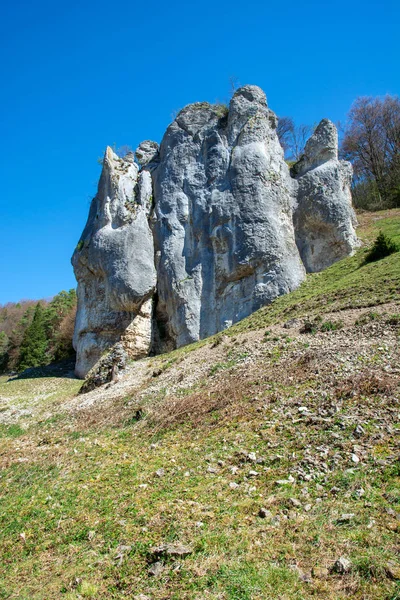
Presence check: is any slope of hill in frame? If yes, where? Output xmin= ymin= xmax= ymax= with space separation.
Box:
xmin=0 ymin=209 xmax=399 ymax=599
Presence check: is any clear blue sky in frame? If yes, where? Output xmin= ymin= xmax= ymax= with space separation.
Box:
xmin=0 ymin=0 xmax=398 ymax=304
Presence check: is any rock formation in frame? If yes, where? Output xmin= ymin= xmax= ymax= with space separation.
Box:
xmin=292 ymin=119 xmax=359 ymax=272
xmin=72 ymin=147 xmax=156 ymax=379
xmin=72 ymin=85 xmax=358 ymax=378
xmin=152 ymin=86 xmax=305 ymax=349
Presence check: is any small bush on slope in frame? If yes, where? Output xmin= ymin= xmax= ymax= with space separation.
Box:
xmin=364 ymin=231 xmax=399 ymax=263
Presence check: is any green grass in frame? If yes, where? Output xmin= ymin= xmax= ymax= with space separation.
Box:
xmin=0 ymin=210 xmax=399 ymax=599
xmin=0 ymin=423 xmax=26 ymax=438
xmin=1 ymin=380 xmax=399 ymax=598
xmin=227 ymin=211 xmax=400 ymax=334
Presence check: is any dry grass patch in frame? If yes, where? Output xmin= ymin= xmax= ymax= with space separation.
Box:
xmin=336 ymin=370 xmax=398 ymax=399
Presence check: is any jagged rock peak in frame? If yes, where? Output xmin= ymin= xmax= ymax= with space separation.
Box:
xmin=71 ymin=145 xmax=156 ymax=378
xmin=232 ymin=84 xmax=268 ymax=105
xmin=292 ymin=120 xmax=359 ymax=273
xmin=292 ymin=118 xmax=338 ymax=178
xmin=135 ymin=140 xmax=159 ymax=167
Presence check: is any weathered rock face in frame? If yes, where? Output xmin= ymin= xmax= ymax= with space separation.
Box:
xmin=72 ymin=86 xmax=359 ymax=378
xmin=72 ymin=147 xmax=156 ymax=378
xmin=152 ymin=86 xmax=305 ymax=349
xmin=79 ymin=342 xmax=127 ymax=394
xmin=292 ymin=119 xmax=359 ymax=273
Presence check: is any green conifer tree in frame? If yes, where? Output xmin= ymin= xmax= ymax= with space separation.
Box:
xmin=365 ymin=231 xmax=399 ymax=263
xmin=17 ymin=303 xmax=48 ymax=371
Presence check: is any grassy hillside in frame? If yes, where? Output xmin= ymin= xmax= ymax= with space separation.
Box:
xmin=0 ymin=210 xmax=399 ymax=600
xmin=231 ymin=209 xmax=400 ymax=333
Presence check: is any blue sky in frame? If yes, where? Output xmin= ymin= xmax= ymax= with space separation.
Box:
xmin=0 ymin=0 xmax=398 ymax=303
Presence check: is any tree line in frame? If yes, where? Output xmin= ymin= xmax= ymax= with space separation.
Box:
xmin=277 ymin=94 xmax=400 ymax=210
xmin=0 ymin=289 xmax=76 ymax=373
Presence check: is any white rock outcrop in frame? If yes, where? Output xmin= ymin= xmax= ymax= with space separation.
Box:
xmin=292 ymin=119 xmax=359 ymax=273
xmin=152 ymin=86 xmax=305 ymax=349
xmin=72 ymin=87 xmax=359 ymax=378
xmin=72 ymin=147 xmax=156 ymax=378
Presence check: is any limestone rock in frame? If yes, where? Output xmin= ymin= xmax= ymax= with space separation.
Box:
xmin=72 ymin=86 xmax=359 ymax=378
xmin=331 ymin=556 xmax=352 ymax=574
xmin=291 ymin=119 xmax=338 ymax=178
xmin=292 ymin=120 xmax=359 ymax=273
xmin=150 ymin=542 xmax=193 ymax=558
xmin=121 ymin=297 xmax=153 ymax=360
xmin=258 ymin=508 xmax=272 ymax=519
xmin=79 ymin=343 xmax=127 ymax=394
xmin=152 ymin=85 xmax=305 ymax=349
xmin=135 ymin=140 xmax=159 ymax=167
xmin=72 ymin=147 xmax=156 ymax=377
xmin=386 ymin=560 xmax=400 ymax=580
xmin=148 ymin=561 xmax=164 ymax=577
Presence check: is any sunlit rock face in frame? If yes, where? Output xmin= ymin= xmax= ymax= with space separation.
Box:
xmin=72 ymin=147 xmax=156 ymax=378
xmin=152 ymin=86 xmax=305 ymax=350
xmin=72 ymin=87 xmax=358 ymax=378
xmin=292 ymin=119 xmax=359 ymax=273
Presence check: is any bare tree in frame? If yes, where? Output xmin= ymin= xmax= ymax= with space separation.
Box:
xmin=277 ymin=116 xmax=294 ymax=155
xmin=290 ymin=124 xmax=313 ymax=161
xmin=116 ymin=144 xmax=133 ymax=158
xmin=341 ymin=95 xmax=400 ymax=208
xmin=229 ymin=76 xmax=241 ymax=98
xmin=277 ymin=118 xmax=313 ymax=161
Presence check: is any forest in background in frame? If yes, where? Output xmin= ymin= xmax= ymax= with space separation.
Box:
xmin=0 ymin=289 xmax=76 ymax=373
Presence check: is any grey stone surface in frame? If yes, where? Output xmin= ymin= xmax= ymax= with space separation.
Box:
xmin=150 ymin=542 xmax=193 ymax=558
xmin=291 ymin=119 xmax=338 ymax=178
xmin=72 ymin=147 xmax=156 ymax=378
xmin=152 ymin=86 xmax=305 ymax=349
xmin=135 ymin=140 xmax=159 ymax=167
xmin=79 ymin=342 xmax=127 ymax=394
xmin=72 ymin=87 xmax=358 ymax=378
xmin=148 ymin=561 xmax=164 ymax=577
xmin=293 ymin=120 xmax=359 ymax=273
xmin=331 ymin=556 xmax=352 ymax=574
